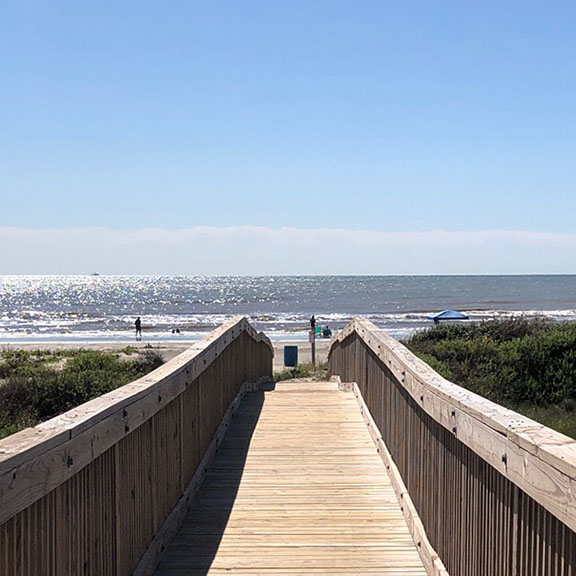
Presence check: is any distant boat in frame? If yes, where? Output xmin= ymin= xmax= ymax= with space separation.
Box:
xmin=91 ymin=273 xmax=100 ymax=276
xmin=427 ymin=309 xmax=469 ymax=322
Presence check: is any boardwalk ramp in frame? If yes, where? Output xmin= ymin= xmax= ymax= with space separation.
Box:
xmin=155 ymin=380 xmax=427 ymax=575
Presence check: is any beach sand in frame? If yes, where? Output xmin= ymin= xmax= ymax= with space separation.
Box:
xmin=0 ymin=338 xmax=332 ymax=374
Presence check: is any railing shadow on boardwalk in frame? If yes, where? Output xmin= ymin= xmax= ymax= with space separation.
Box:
xmin=154 ymin=382 xmax=275 ymax=576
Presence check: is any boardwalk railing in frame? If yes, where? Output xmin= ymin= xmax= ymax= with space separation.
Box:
xmin=0 ymin=317 xmax=273 ymax=576
xmin=329 ymin=317 xmax=576 ymax=576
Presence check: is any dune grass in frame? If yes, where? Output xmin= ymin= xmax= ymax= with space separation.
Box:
xmin=0 ymin=348 xmax=164 ymax=440
xmin=274 ymin=361 xmax=329 ymax=382
xmin=404 ymin=318 xmax=576 ymax=439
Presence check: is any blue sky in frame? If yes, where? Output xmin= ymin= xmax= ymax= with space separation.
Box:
xmin=1 ymin=2 xmax=576 ymax=273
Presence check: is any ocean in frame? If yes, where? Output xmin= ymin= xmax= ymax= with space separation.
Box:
xmin=1 ymin=275 xmax=575 ymax=342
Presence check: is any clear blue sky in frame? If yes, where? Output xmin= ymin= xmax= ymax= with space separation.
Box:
xmin=1 ymin=2 xmax=576 ymax=273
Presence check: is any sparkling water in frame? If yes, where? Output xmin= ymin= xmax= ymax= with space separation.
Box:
xmin=1 ymin=275 xmax=575 ymax=342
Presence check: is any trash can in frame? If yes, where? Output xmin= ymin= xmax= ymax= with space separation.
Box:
xmin=284 ymin=345 xmax=298 ymax=367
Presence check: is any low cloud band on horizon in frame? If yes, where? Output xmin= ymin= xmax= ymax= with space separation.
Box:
xmin=1 ymin=226 xmax=575 ymax=275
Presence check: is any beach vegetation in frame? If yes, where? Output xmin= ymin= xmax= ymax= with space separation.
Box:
xmin=119 ymin=346 xmax=138 ymax=355
xmin=404 ymin=318 xmax=576 ymax=439
xmin=274 ymin=362 xmax=328 ymax=382
xmin=0 ymin=349 xmax=164 ymax=440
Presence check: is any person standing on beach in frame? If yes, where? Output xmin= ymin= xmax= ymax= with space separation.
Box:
xmin=135 ymin=317 xmax=142 ymax=341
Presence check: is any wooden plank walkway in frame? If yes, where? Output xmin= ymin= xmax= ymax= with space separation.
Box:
xmin=154 ymin=380 xmax=427 ymax=576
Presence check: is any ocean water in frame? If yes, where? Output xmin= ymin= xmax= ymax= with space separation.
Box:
xmin=1 ymin=275 xmax=575 ymax=342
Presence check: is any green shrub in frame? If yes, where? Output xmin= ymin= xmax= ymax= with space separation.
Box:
xmin=404 ymin=319 xmax=576 ymax=438
xmin=274 ymin=362 xmax=328 ymax=382
xmin=0 ymin=349 xmax=165 ymax=438
xmin=416 ymin=353 xmax=453 ymax=381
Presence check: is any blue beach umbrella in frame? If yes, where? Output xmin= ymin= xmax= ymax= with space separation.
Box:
xmin=427 ymin=309 xmax=469 ymax=322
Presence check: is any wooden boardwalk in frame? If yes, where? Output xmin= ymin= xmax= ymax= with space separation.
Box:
xmin=154 ymin=381 xmax=427 ymax=576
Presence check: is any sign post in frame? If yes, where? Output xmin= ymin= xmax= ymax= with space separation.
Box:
xmin=310 ymin=315 xmax=316 ymax=366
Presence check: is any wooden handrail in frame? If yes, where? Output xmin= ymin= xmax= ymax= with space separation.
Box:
xmin=329 ymin=317 xmax=576 ymax=576
xmin=0 ymin=316 xmax=273 ymax=576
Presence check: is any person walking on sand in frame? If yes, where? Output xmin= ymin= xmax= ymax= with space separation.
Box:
xmin=135 ymin=317 xmax=142 ymax=341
